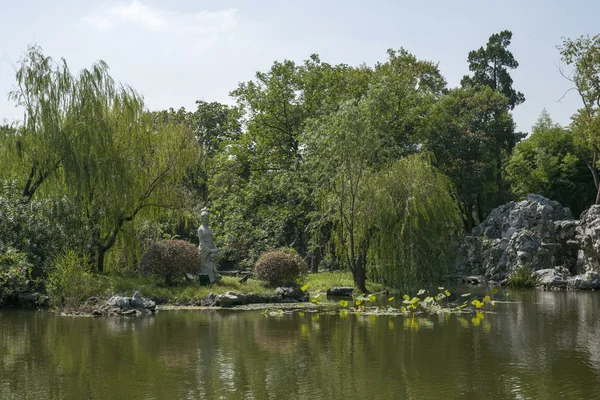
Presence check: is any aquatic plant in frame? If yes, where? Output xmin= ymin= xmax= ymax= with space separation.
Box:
xmin=506 ymin=265 xmax=539 ymax=288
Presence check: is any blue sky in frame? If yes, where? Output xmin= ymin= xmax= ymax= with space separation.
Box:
xmin=0 ymin=0 xmax=598 ymax=132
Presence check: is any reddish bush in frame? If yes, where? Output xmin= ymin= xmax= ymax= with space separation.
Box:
xmin=140 ymin=240 xmax=200 ymax=285
xmin=254 ymin=249 xmax=308 ymax=286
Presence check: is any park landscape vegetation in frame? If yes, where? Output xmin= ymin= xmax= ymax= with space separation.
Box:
xmin=1 ymin=30 xmax=600 ymax=310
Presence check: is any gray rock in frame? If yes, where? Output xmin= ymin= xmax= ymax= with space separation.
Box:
xmin=106 ymin=292 xmax=155 ymax=312
xmin=458 ymin=194 xmax=600 ymax=288
xmin=326 ymin=287 xmax=354 ymax=297
xmin=461 ymin=275 xmax=485 ymax=285
xmin=471 ymin=194 xmax=573 ymax=240
xmin=275 ymin=286 xmax=306 ymax=300
xmin=534 ymin=268 xmax=569 ymax=289
xmin=106 ymin=296 xmax=131 ymax=309
xmin=200 ymin=287 xmax=308 ymax=307
xmin=576 ymin=206 xmax=600 ymax=273
xmin=16 ymin=292 xmax=50 ymax=308
xmin=215 ymin=292 xmax=241 ymax=307
xmin=568 ymin=272 xmax=600 ymax=290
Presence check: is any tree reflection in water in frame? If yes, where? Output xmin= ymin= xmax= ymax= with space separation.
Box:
xmin=2 ymin=289 xmax=600 ymax=399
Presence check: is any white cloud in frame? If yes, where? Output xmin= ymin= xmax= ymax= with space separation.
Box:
xmin=112 ymin=1 xmax=168 ymax=31
xmin=83 ymin=1 xmax=238 ymax=37
xmin=83 ymin=15 xmax=115 ymax=32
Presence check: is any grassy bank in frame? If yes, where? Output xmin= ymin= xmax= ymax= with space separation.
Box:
xmin=89 ymin=271 xmax=387 ymax=305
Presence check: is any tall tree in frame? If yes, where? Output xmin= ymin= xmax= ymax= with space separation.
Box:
xmin=4 ymin=45 xmax=73 ymax=200
xmin=461 ymin=30 xmax=524 ymax=203
xmin=461 ymin=30 xmax=525 ymax=109
xmin=305 ymin=99 xmax=380 ymax=292
xmin=211 ymin=56 xmax=372 ymax=268
xmin=153 ymin=102 xmax=242 ymax=203
xmin=559 ymin=34 xmax=600 ymax=203
xmin=3 ymin=46 xmax=199 ymax=271
xmin=367 ymin=155 xmax=462 ymax=291
xmin=506 ymin=110 xmax=594 ymax=216
xmin=423 ymin=86 xmax=514 ymax=231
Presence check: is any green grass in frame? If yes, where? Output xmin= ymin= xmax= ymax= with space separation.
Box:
xmin=94 ymin=273 xmax=276 ymax=304
xmin=90 ymin=270 xmax=387 ymax=304
xmin=302 ymin=271 xmax=387 ymax=293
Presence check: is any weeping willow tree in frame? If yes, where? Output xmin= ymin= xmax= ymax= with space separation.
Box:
xmin=2 ymin=45 xmax=73 ymax=200
xmin=365 ymin=155 xmax=463 ymax=290
xmin=305 ymin=99 xmax=381 ymax=293
xmin=2 ymin=45 xmax=200 ymax=271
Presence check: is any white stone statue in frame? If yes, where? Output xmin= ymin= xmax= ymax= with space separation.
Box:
xmin=198 ymin=208 xmax=222 ymax=283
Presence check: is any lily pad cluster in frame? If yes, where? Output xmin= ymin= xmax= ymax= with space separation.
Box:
xmin=300 ymin=285 xmax=511 ymax=317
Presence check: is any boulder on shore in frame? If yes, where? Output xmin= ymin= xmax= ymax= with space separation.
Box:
xmin=199 ymin=287 xmax=309 ymax=307
xmin=326 ymin=287 xmax=354 ymax=297
xmin=88 ymin=291 xmax=156 ymax=316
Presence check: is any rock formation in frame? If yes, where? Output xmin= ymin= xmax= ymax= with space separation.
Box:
xmin=458 ymin=194 xmax=600 ymax=289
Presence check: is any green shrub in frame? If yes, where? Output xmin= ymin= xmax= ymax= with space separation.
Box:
xmin=254 ymin=249 xmax=308 ymax=286
xmin=139 ymin=240 xmax=201 ymax=285
xmin=0 ymin=181 xmax=85 ymax=277
xmin=0 ymin=247 xmax=32 ymax=305
xmin=47 ymin=250 xmax=97 ymax=307
xmin=506 ymin=265 xmax=539 ymax=288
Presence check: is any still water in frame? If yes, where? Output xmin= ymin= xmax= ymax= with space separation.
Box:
xmin=2 ymin=287 xmax=600 ymax=399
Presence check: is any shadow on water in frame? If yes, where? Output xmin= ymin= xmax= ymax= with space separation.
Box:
xmin=2 ymin=287 xmax=600 ymax=399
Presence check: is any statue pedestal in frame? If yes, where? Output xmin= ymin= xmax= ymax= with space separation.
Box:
xmin=199 ymin=267 xmax=222 ymax=285
xmin=198 ymin=274 xmax=211 ymax=285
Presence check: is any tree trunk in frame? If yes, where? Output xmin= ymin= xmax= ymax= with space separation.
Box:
xmin=496 ymin=146 xmax=503 ymax=205
xmin=477 ymin=193 xmax=485 ymax=224
xmin=583 ymin=149 xmax=600 ymax=204
xmin=466 ymin=204 xmax=474 ymax=233
xmin=352 ymin=236 xmax=370 ymax=293
xmin=96 ymin=246 xmax=107 ymax=273
xmin=352 ymin=264 xmax=367 ymax=294
xmin=310 ymin=250 xmax=320 ymax=273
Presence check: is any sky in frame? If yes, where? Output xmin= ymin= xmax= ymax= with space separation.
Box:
xmin=0 ymin=0 xmax=598 ymax=133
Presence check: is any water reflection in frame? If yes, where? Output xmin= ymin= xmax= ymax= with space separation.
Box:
xmin=1 ymin=288 xmax=600 ymax=399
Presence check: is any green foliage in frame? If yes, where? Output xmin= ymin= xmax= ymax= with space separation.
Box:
xmin=0 ymin=247 xmax=32 ymax=305
xmin=558 ymin=34 xmax=600 ymax=204
xmin=460 ymin=30 xmax=524 ymax=208
xmin=305 ymin=98 xmax=381 ymax=291
xmin=152 ymin=101 xmax=242 ymax=203
xmin=559 ymin=34 xmax=600 ymax=115
xmin=303 ymin=49 xmax=460 ymax=290
xmin=139 ymin=240 xmax=201 ymax=286
xmin=254 ymin=249 xmax=308 ymax=286
xmin=506 ymin=110 xmax=594 ymax=216
xmin=461 ymin=30 xmax=525 ymax=110
xmin=2 ymin=46 xmax=200 ymax=272
xmin=366 ymin=155 xmax=463 ymax=290
xmin=3 ymin=45 xmax=73 ymax=200
xmin=0 ymin=180 xmax=83 ymax=276
xmin=47 ymin=250 xmax=97 ymax=307
xmin=306 ymin=97 xmax=463 ymax=291
xmin=506 ymin=265 xmax=539 ymax=288
xmin=424 ymin=86 xmax=514 ymax=230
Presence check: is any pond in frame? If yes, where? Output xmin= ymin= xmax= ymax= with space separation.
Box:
xmin=2 ymin=287 xmax=600 ymax=399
